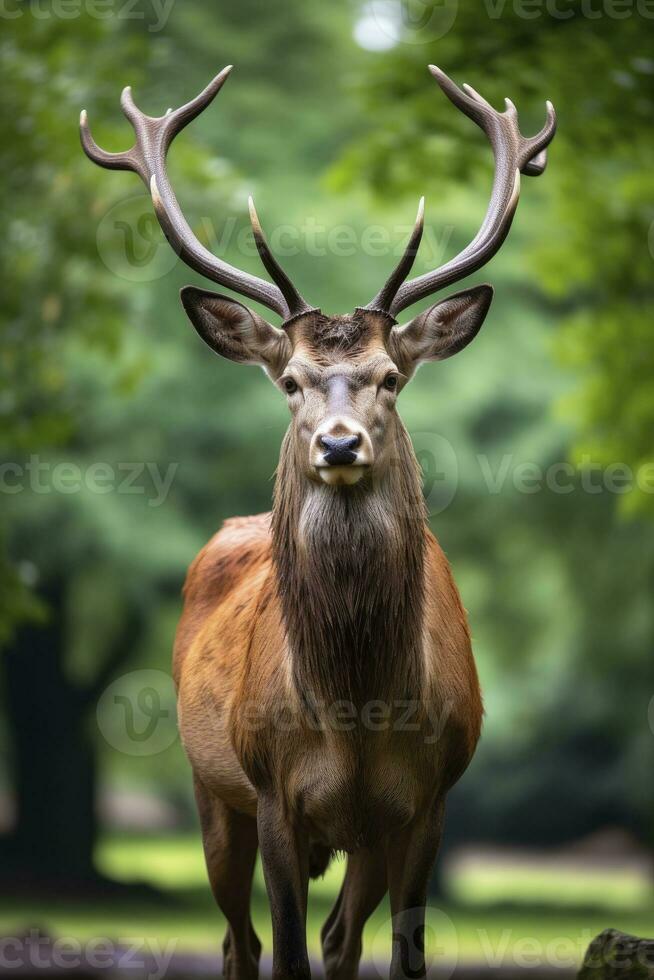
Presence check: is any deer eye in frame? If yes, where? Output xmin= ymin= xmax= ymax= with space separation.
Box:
xmin=383 ymin=373 xmax=398 ymax=391
xmin=282 ymin=377 xmax=298 ymax=395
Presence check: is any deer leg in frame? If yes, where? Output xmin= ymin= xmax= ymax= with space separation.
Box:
xmin=257 ymin=794 xmax=311 ymax=980
xmin=386 ymin=800 xmax=445 ymax=980
xmin=321 ymin=847 xmax=387 ymax=980
xmin=194 ymin=779 xmax=261 ymax=980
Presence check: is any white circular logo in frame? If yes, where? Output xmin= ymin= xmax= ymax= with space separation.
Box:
xmin=364 ymin=0 xmax=459 ymax=47
xmin=369 ymin=904 xmax=459 ymax=979
xmin=96 ymin=194 xmax=180 ymax=283
xmin=97 ymin=669 xmax=177 ymax=756
xmin=413 ymin=430 xmax=459 ymax=517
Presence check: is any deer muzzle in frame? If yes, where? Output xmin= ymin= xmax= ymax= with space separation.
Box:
xmin=311 ymin=418 xmax=374 ymax=486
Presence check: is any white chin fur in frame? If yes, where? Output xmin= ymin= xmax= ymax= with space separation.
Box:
xmin=317 ymin=465 xmax=367 ymax=487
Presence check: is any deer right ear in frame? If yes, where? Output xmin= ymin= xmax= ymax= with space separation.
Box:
xmin=180 ymin=287 xmax=292 ymax=377
xmin=389 ymin=284 xmax=493 ymax=376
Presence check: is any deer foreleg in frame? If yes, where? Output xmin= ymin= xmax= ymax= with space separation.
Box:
xmin=257 ymin=795 xmax=312 ymax=980
xmin=386 ymin=799 xmax=445 ymax=980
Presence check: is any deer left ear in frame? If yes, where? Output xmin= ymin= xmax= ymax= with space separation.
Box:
xmin=180 ymin=286 xmax=292 ymax=378
xmin=390 ymin=284 xmax=493 ymax=375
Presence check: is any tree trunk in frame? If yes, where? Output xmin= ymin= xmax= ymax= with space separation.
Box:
xmin=579 ymin=930 xmax=654 ymax=980
xmin=1 ymin=575 xmax=151 ymax=894
xmin=2 ymin=578 xmax=97 ymax=886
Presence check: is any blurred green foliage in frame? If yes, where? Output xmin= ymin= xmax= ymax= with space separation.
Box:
xmin=333 ymin=0 xmax=654 ymax=517
xmin=0 ymin=0 xmax=652 ymax=900
xmin=330 ymin=0 xmax=654 ymax=853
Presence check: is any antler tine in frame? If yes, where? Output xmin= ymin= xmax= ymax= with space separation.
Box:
xmin=119 ymin=84 xmax=146 ymax=130
xmin=429 ymin=66 xmax=489 ymax=127
xmin=364 ymin=197 xmax=425 ymax=318
xmin=433 ymin=68 xmax=556 ymax=176
xmin=521 ymin=100 xmax=556 ymax=175
xmin=81 ymin=68 xmax=312 ymax=321
xmin=248 ymin=198 xmax=315 ymax=319
xmin=165 ymin=65 xmax=234 ymax=133
xmin=80 ymin=109 xmax=136 ymax=172
xmin=367 ymin=66 xmax=557 ymax=318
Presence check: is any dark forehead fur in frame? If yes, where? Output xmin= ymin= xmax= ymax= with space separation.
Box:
xmin=287 ymin=309 xmax=392 ymax=361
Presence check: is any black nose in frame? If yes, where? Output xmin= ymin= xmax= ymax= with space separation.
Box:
xmin=319 ymin=434 xmax=360 ymax=466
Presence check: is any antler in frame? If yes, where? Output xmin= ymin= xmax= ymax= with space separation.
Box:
xmin=366 ymin=66 xmax=557 ymax=318
xmin=80 ymin=67 xmax=314 ymax=322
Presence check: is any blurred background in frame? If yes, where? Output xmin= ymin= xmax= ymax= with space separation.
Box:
xmin=1 ymin=0 xmax=653 ymax=975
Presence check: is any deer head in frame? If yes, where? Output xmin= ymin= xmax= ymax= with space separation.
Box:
xmin=81 ymin=66 xmax=555 ymax=489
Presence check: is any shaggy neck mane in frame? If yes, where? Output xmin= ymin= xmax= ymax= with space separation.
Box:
xmin=271 ymin=420 xmax=427 ymax=708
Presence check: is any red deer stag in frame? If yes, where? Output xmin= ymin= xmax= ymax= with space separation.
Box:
xmin=82 ymin=65 xmax=555 ymax=980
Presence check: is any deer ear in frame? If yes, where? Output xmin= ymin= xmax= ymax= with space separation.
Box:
xmin=180 ymin=287 xmax=292 ymax=377
xmin=390 ymin=284 xmax=493 ymax=375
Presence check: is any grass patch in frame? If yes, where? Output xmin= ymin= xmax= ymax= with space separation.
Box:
xmin=0 ymin=833 xmax=650 ymax=968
